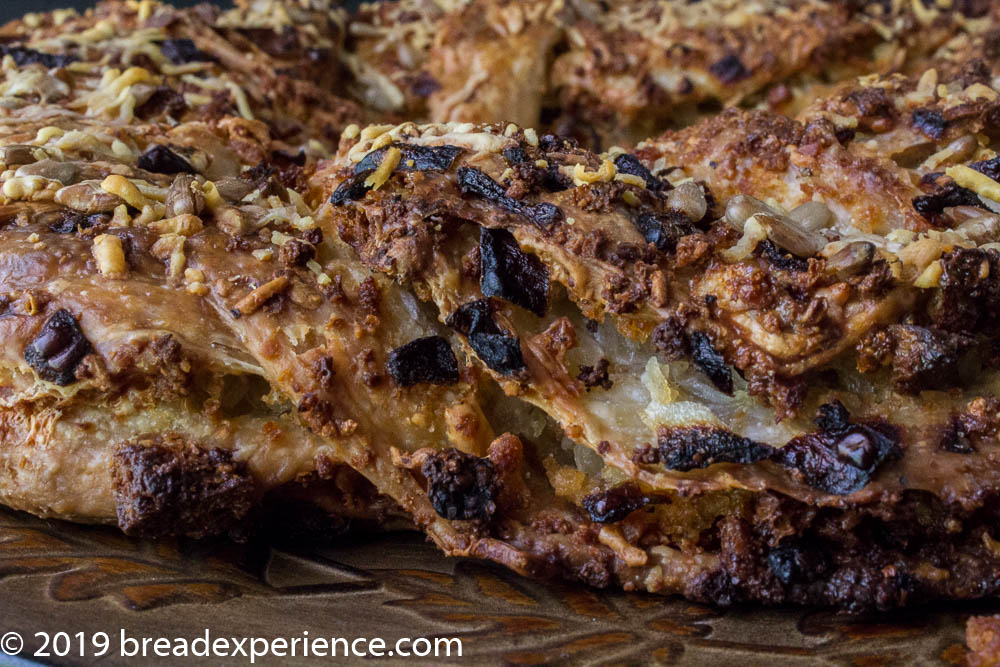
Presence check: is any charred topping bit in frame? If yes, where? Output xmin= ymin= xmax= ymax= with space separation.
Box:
xmin=23 ymin=309 xmax=93 ymax=386
xmin=577 ymin=358 xmax=612 ymax=391
xmin=644 ymin=426 xmax=774 ymax=471
xmin=885 ymin=325 xmax=971 ymax=394
xmin=313 ymin=355 xmax=336 ymax=390
xmin=582 ymin=482 xmax=663 ymax=523
xmin=479 ymin=227 xmax=550 ymax=316
xmin=421 ymin=449 xmax=497 ymax=521
xmin=709 ymin=54 xmax=750 ymax=84
xmin=652 ymin=317 xmax=690 ymax=362
xmin=939 ymin=397 xmax=1000 ymax=454
xmin=137 ymin=145 xmax=196 ymax=175
xmin=446 ymin=299 xmax=526 ymax=376
xmin=940 ymin=418 xmax=976 ymax=454
xmin=912 ymin=108 xmax=947 ymax=140
xmin=354 ymin=143 xmax=462 ymax=174
xmin=931 ymin=248 xmax=1000 ymax=334
xmin=112 ymin=438 xmax=256 ymax=539
xmin=159 ymin=38 xmax=211 ymax=65
xmin=0 ymin=44 xmax=76 ymax=69
xmin=690 ymin=331 xmax=733 ymax=394
xmin=613 ymin=153 xmax=662 ymax=191
xmin=386 ymin=336 xmax=460 ymax=387
xmin=767 ymin=542 xmax=830 ymax=586
xmin=277 ymin=237 xmax=315 ymax=267
xmin=48 ymin=212 xmax=106 ymax=234
xmin=231 ymin=276 xmax=290 ymax=317
xmin=773 ymin=401 xmax=901 ymax=496
xmin=457 ymin=166 xmax=563 ymax=227
xmin=329 ymin=171 xmax=372 ymax=205
xmin=634 ymin=211 xmax=695 ymax=253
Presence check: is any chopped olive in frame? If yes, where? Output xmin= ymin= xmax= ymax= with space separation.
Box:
xmin=0 ymin=45 xmax=75 ymax=69
xmin=457 ymin=166 xmax=563 ymax=227
xmin=971 ymin=156 xmax=1000 ymax=181
xmin=421 ymin=449 xmax=496 ymax=521
xmin=502 ymin=146 xmax=529 ymax=165
xmin=651 ymin=426 xmax=774 ymax=471
xmin=913 ymin=183 xmax=981 ymax=218
xmin=582 ymin=482 xmax=657 ymax=523
xmin=613 ymin=153 xmax=662 ymax=191
xmin=24 ymin=309 xmax=93 ymax=386
xmin=386 ymin=336 xmax=460 ymax=387
xmin=479 ymin=227 xmax=549 ymax=316
xmin=690 ymin=331 xmax=733 ymax=394
xmin=160 ymin=38 xmax=210 ymax=65
xmin=137 ymin=145 xmax=196 ymax=175
xmin=354 ymin=143 xmax=463 ymax=174
xmin=49 ymin=213 xmax=106 ymax=234
xmin=772 ymin=401 xmax=901 ymax=495
xmin=634 ymin=212 xmax=694 ymax=252
xmin=912 ymin=108 xmax=946 ymax=140
xmin=468 ymin=332 xmax=525 ymax=376
xmin=329 ymin=171 xmax=373 ymax=205
xmin=757 ymin=239 xmax=809 ymax=273
xmin=446 ymin=299 xmax=497 ymax=336
xmin=709 ymin=54 xmax=750 ymax=84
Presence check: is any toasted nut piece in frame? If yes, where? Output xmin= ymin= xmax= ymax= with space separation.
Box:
xmin=724 ymin=194 xmax=780 ymax=231
xmin=826 ymin=241 xmax=875 ymax=280
xmin=151 ymin=233 xmax=186 ymax=280
xmin=15 ymin=159 xmax=79 ymax=185
xmin=54 ymin=182 xmax=124 ymax=213
xmin=953 ymin=210 xmax=1000 ymax=244
xmin=788 ymin=201 xmax=834 ymax=231
xmin=215 ymin=206 xmax=248 ymax=236
xmin=149 ymin=213 xmax=203 ymax=236
xmin=92 ymin=234 xmax=126 ymax=277
xmin=666 ymin=182 xmax=708 ymax=222
xmin=213 ymin=177 xmax=254 ymax=203
xmin=232 ymin=275 xmax=290 ymax=316
xmin=755 ymin=213 xmax=826 ymax=257
xmin=100 ymin=174 xmax=149 ymax=209
xmin=0 ymin=144 xmax=46 ymax=166
xmin=164 ymin=174 xmax=204 ymax=218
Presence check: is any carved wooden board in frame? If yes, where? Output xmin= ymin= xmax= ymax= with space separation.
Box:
xmin=0 ymin=506 xmax=993 ymax=666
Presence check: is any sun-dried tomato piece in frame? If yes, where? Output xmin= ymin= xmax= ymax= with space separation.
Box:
xmin=24 ymin=309 xmax=93 ymax=386
xmin=479 ymin=227 xmax=549 ymax=316
xmin=386 ymin=336 xmax=460 ymax=387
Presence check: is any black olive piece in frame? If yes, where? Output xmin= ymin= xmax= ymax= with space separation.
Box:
xmin=502 ymin=147 xmax=529 ymax=165
xmin=771 ymin=401 xmax=901 ymax=495
xmin=767 ymin=543 xmax=830 ymax=586
xmin=457 ymin=166 xmax=563 ymax=227
xmin=23 ymin=309 xmax=93 ymax=386
xmin=479 ymin=227 xmax=549 ymax=316
xmin=137 ymin=145 xmax=196 ymax=175
xmin=912 ymin=108 xmax=946 ymax=140
xmin=0 ymin=45 xmax=76 ymax=69
xmin=913 ymin=183 xmax=982 ymax=218
xmin=690 ymin=331 xmax=733 ymax=394
xmin=654 ymin=426 xmax=774 ymax=471
xmin=633 ymin=212 xmax=694 ymax=252
xmin=468 ymin=332 xmax=525 ymax=376
xmin=971 ymin=156 xmax=1000 ymax=182
xmin=421 ymin=449 xmax=496 ymax=521
xmin=613 ymin=153 xmax=662 ymax=191
xmin=160 ymin=38 xmax=210 ymax=65
xmin=49 ymin=213 xmax=106 ymax=234
xmin=386 ymin=336 xmax=460 ymax=387
xmin=354 ymin=143 xmax=463 ymax=174
xmin=329 ymin=171 xmax=373 ymax=205
xmin=582 ymin=482 xmax=660 ymax=523
xmin=708 ymin=54 xmax=750 ymax=84
xmin=757 ymin=239 xmax=810 ymax=273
